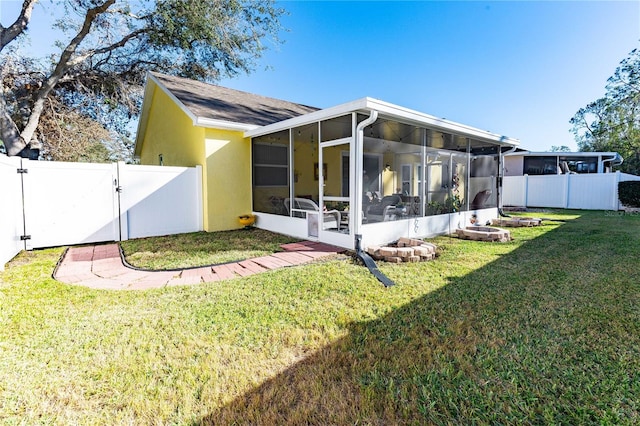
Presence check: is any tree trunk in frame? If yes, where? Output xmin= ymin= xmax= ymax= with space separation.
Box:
xmin=0 ymin=84 xmax=28 ymax=156
xmin=0 ymin=0 xmax=38 ymax=156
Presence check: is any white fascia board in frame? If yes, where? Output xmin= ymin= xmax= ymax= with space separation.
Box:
xmin=133 ymin=73 xmax=157 ymax=156
xmin=508 ymin=151 xmax=619 ymax=157
xmin=365 ymin=98 xmax=519 ymax=146
xmin=245 ymin=97 xmax=520 ymax=147
xmin=195 ymin=117 xmax=259 ymax=132
xmin=244 ymin=98 xmax=370 ymax=138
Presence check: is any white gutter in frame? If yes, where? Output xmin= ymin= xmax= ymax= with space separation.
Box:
xmin=353 ymin=110 xmax=379 ymax=239
xmin=601 ymin=153 xmax=624 ymax=171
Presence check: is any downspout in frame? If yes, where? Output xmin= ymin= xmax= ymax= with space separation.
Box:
xmin=602 ymin=153 xmax=623 ymax=172
xmin=353 ymin=109 xmax=378 ymax=239
xmin=353 ymin=110 xmax=394 ymax=287
xmin=498 ymin=143 xmax=517 ymax=217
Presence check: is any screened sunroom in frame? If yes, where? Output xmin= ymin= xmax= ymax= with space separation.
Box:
xmin=247 ymin=98 xmax=518 ymax=250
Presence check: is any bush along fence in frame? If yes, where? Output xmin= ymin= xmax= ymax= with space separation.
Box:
xmin=0 ymin=154 xmax=203 ymax=270
xmin=618 ymin=181 xmax=640 ymax=208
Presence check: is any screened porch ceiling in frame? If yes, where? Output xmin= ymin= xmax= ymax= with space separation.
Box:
xmin=245 ymin=97 xmax=519 ymax=150
xmin=288 ymin=115 xmax=507 ymax=157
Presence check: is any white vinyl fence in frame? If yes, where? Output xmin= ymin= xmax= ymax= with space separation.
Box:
xmin=1 ymin=155 xmax=202 ymax=269
xmin=0 ymin=155 xmax=24 ymax=271
xmin=503 ymin=171 xmax=640 ymax=210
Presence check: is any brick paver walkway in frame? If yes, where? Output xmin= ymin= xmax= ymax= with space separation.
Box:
xmin=54 ymin=241 xmax=344 ymax=290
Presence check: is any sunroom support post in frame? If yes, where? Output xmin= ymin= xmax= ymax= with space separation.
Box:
xmin=420 ymin=129 xmax=427 ymax=216
xmin=353 ymin=110 xmax=378 ymax=239
xmin=466 ymin=138 xmax=471 ymax=212
xmin=289 ymin=128 xmax=294 ymax=216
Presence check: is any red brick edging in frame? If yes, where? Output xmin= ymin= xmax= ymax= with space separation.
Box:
xmin=53 ymin=241 xmax=343 ymax=290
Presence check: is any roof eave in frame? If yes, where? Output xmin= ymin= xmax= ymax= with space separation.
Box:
xmin=133 ymin=72 xmax=157 ymax=157
xmin=244 ymin=98 xmax=371 ymax=138
xmin=505 ymin=151 xmax=620 ymax=157
xmin=367 ymin=98 xmax=519 ymax=146
xmin=195 ymin=117 xmax=259 ymax=132
xmin=245 ymin=97 xmax=519 ymax=147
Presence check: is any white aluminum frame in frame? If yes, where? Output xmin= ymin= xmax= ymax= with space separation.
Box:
xmin=248 ymin=98 xmax=519 ymax=249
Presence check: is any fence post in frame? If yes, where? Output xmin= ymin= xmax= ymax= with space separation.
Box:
xmin=564 ymin=173 xmax=570 ymax=209
xmin=615 ymin=171 xmax=621 ymax=210
xmin=523 ymin=174 xmax=529 ymax=207
xmin=115 ymin=162 xmax=128 ymax=241
xmin=195 ymin=165 xmax=204 ymax=231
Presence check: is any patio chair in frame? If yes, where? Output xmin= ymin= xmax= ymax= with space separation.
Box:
xmin=365 ymin=194 xmax=402 ymax=222
xmin=284 ymin=197 xmax=341 ymax=230
xmin=470 ymin=189 xmax=492 ymax=209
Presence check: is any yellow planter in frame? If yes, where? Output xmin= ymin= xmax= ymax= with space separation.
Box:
xmin=238 ymin=214 xmax=256 ymax=227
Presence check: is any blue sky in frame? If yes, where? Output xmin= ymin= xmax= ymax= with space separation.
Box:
xmin=2 ymin=1 xmax=639 ymax=151
xmin=219 ymin=1 xmax=640 ymax=151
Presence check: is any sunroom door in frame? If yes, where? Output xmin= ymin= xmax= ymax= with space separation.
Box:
xmin=319 ymin=139 xmax=352 ymax=248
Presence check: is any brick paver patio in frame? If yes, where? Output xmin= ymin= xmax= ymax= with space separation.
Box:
xmin=54 ymin=241 xmax=344 ymax=290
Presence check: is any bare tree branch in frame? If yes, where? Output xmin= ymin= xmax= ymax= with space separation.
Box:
xmin=67 ymin=28 xmax=147 ymax=68
xmin=19 ymin=0 xmax=116 ymax=146
xmin=0 ymin=0 xmax=38 ymax=51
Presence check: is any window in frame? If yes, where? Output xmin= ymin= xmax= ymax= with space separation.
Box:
xmin=253 ymin=142 xmax=288 ymax=187
xmin=524 ymin=156 xmax=558 ymax=175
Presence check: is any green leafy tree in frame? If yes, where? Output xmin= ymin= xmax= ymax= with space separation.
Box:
xmin=550 ymin=145 xmax=571 ymax=152
xmin=570 ymin=47 xmax=640 ymax=174
xmin=0 ymin=0 xmax=285 ymax=160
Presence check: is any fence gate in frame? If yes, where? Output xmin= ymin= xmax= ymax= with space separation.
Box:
xmin=20 ymin=160 xmax=120 ymax=250
xmin=0 ymin=155 xmax=24 ymax=267
xmin=1 ymin=156 xmax=203 ymax=266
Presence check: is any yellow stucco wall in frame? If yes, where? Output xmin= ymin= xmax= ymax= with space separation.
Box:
xmin=138 ymin=82 xmax=250 ymax=232
xmin=204 ymin=129 xmax=252 ymax=231
xmin=293 ymin=140 xmax=319 ymax=198
xmin=320 ymin=144 xmax=344 ymax=197
xmin=139 ymin=85 xmax=204 ymax=168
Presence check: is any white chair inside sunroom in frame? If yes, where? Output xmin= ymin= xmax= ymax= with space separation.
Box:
xmin=284 ymin=197 xmax=341 ymax=230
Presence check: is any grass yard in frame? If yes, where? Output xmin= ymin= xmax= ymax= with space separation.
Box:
xmin=1 ymin=210 xmax=639 ymax=424
xmin=120 ymin=228 xmax=300 ymax=269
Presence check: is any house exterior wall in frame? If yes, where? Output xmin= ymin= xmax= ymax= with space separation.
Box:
xmin=138 ymin=83 xmax=251 ymax=232
xmin=293 ymin=140 xmax=319 ymax=199
xmin=204 ymin=129 xmax=252 ymax=231
xmin=504 ymin=155 xmax=523 ymax=176
xmin=138 ymin=83 xmax=205 ymax=168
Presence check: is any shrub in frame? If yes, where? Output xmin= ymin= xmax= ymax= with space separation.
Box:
xmin=618 ymin=181 xmax=640 ymax=207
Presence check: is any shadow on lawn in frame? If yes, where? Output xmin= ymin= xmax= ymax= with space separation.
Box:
xmin=200 ymin=213 xmax=639 ymax=424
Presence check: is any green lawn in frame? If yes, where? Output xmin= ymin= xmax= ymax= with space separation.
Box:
xmin=120 ymin=228 xmax=300 ymax=269
xmin=1 ymin=210 xmax=639 ymax=424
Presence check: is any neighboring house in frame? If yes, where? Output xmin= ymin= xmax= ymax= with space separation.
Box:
xmin=501 ymin=149 xmax=638 ymax=210
xmin=135 ymin=72 xmax=519 ymax=249
xmin=504 ymin=150 xmax=623 ymax=176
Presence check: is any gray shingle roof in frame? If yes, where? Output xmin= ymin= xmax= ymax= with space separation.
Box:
xmin=151 ymin=72 xmax=319 ymax=127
